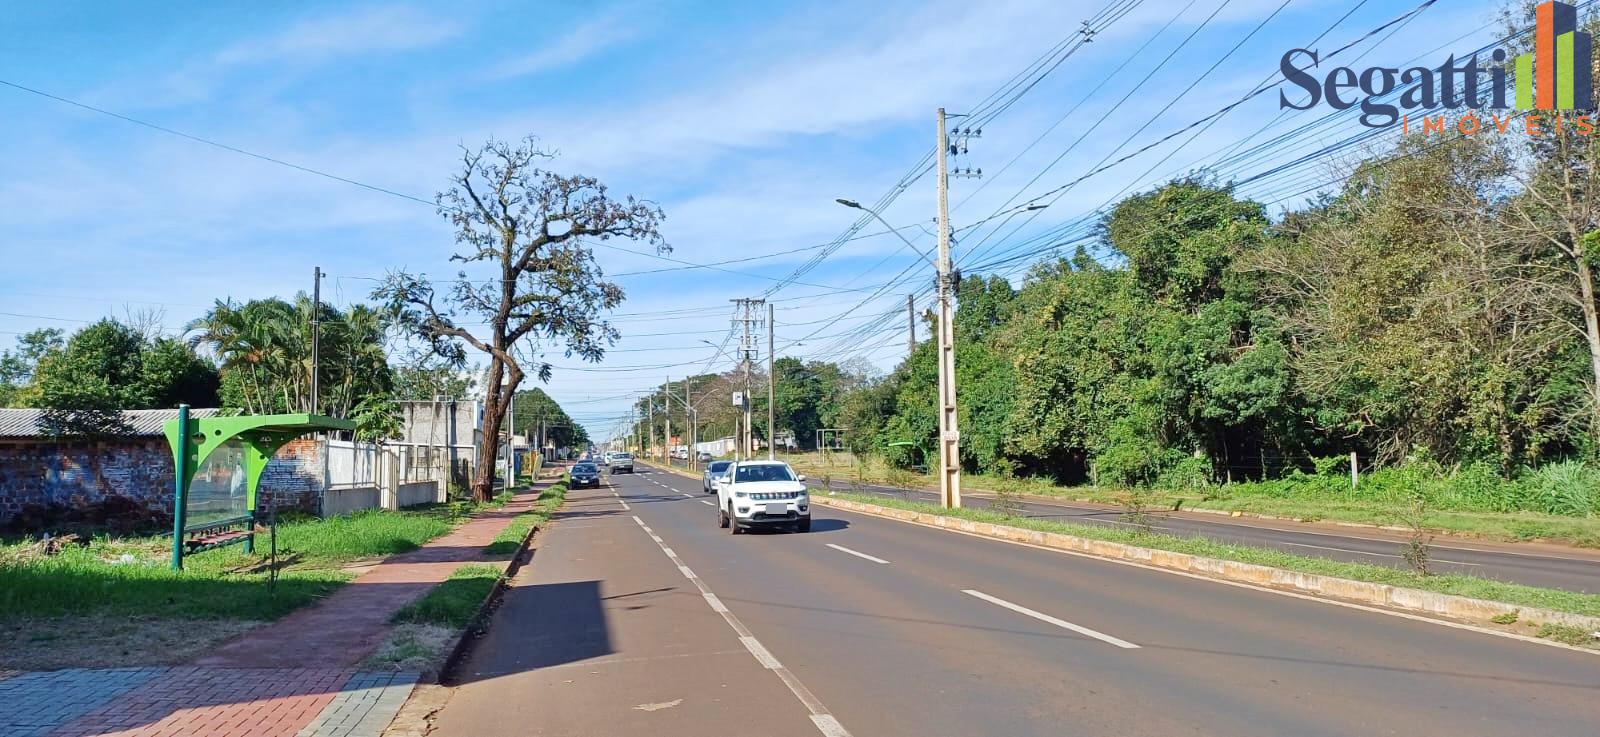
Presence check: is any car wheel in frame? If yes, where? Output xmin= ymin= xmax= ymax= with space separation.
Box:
xmin=718 ymin=505 xmax=729 ymax=528
xmin=796 ymin=518 xmax=811 ymax=533
xmin=727 ymin=505 xmax=741 ymax=534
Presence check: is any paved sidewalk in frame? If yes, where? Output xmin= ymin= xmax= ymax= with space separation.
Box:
xmin=3 ymin=480 xmax=556 ymax=737
xmin=196 ymin=481 xmax=552 ymax=669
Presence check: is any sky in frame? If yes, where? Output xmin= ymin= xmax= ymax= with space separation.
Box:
xmin=0 ymin=0 xmax=1514 ymax=441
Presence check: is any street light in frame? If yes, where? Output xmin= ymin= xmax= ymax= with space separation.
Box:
xmin=836 ymin=199 xmax=938 ymax=269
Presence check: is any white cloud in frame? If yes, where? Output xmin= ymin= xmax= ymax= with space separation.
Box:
xmin=487 ymin=11 xmax=640 ymax=80
xmin=216 ymin=5 xmax=464 ymax=66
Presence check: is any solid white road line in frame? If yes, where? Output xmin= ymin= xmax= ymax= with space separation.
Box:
xmin=700 ymin=500 xmax=716 ymax=506
xmin=633 ymin=507 xmax=852 ymax=736
xmin=825 ymin=543 xmax=890 ymax=565
xmin=962 ymin=589 xmax=1140 ymax=649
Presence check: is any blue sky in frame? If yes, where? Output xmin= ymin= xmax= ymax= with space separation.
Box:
xmin=0 ymin=0 xmax=1511 ymax=440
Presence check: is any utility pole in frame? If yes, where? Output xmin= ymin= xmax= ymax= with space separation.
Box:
xmin=665 ymin=376 xmax=673 ymax=467
xmin=907 ymin=294 xmax=916 ymax=356
xmin=936 ymin=107 xmax=965 ymax=508
xmin=684 ymin=377 xmax=694 ymax=468
xmin=647 ymin=391 xmax=655 ymax=461
xmin=310 ymin=266 xmax=322 ymax=415
xmin=767 ymin=302 xmax=776 ymax=460
xmin=732 ymin=298 xmax=765 ymax=461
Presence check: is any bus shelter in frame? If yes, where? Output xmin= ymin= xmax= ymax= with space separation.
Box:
xmin=163 ymin=404 xmax=355 ymax=570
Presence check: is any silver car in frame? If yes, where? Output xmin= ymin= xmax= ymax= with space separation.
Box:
xmin=702 ymin=460 xmax=733 ymax=493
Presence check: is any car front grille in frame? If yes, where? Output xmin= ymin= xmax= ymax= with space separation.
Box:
xmin=749 ymin=491 xmax=801 ymax=501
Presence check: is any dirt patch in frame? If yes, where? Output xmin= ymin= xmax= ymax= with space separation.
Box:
xmin=364 ymin=623 xmax=456 ymax=674
xmin=0 ymin=614 xmax=263 ymax=670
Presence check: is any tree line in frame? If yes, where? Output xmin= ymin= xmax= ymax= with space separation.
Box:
xmin=636 ymin=127 xmax=1600 ymax=496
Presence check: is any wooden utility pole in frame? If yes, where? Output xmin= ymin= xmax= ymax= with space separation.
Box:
xmin=936 ymin=107 xmax=962 ymax=508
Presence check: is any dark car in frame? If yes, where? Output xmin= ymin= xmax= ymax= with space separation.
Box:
xmin=702 ymin=460 xmax=733 ymax=494
xmin=570 ymin=463 xmax=601 ymax=488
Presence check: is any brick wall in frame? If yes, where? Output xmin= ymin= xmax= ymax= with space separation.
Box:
xmin=0 ymin=437 xmax=328 ymax=529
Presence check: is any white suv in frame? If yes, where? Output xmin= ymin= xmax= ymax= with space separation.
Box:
xmin=715 ymin=461 xmax=810 ymax=533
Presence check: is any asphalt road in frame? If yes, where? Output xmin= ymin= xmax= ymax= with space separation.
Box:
xmin=737 ymin=470 xmax=1600 ymax=593
xmin=432 ymin=464 xmax=1599 ymax=737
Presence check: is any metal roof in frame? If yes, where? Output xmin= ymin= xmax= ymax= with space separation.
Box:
xmin=0 ymin=408 xmax=223 ymax=438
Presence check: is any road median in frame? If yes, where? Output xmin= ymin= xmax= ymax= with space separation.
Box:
xmin=810 ymin=492 xmax=1600 ymax=647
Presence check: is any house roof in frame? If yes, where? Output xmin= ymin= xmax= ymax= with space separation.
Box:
xmin=0 ymin=408 xmax=223 ymax=438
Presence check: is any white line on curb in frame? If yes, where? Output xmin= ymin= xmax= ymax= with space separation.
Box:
xmin=962 ymin=589 xmax=1139 ymax=649
xmin=825 ymin=543 xmax=890 ymax=565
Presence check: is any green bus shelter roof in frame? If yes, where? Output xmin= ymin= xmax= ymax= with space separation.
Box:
xmin=162 ymin=412 xmax=356 ymax=439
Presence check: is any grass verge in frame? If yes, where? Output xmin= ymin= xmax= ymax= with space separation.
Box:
xmin=825 ymin=491 xmax=1600 ymax=621
xmin=778 ymin=452 xmax=1600 ymax=548
xmin=391 ymin=564 xmax=505 ymax=629
xmin=485 ymin=479 xmax=569 ymax=557
xmin=0 ymin=494 xmax=515 ymax=668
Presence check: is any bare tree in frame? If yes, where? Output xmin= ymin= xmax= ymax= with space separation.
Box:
xmin=376 ymin=137 xmax=665 ymax=501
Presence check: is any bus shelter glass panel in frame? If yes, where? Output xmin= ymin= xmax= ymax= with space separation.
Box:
xmin=187 ymin=438 xmax=249 ymax=527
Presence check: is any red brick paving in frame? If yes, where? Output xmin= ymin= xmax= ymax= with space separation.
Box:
xmin=36 ymin=478 xmax=560 ymax=737
xmin=45 ymin=667 xmax=351 ymax=737
xmin=193 ymin=482 xmax=552 ymax=670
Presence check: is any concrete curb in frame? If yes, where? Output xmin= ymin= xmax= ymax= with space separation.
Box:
xmin=811 ymin=494 xmax=1600 ymax=633
xmin=436 ymin=478 xmax=565 ymax=684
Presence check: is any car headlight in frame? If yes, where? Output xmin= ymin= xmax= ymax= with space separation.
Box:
xmin=734 ymin=491 xmax=746 ymax=498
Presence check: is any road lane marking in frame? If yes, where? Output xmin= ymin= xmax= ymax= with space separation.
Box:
xmin=700 ymin=500 xmax=715 ymax=506
xmin=740 ymin=636 xmax=782 ymax=669
xmin=962 ymin=589 xmax=1140 ymax=649
xmin=632 ymin=507 xmax=853 ymax=736
xmin=840 ymin=505 xmax=1600 ymax=656
xmin=825 ymin=543 xmax=890 ymax=565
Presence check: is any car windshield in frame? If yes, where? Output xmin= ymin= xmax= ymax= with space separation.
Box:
xmin=708 ymin=461 xmax=731 ymax=473
xmin=614 ymin=453 xmax=632 ymax=459
xmin=573 ymin=464 xmax=596 ymax=473
xmin=734 ymin=464 xmax=795 ymax=483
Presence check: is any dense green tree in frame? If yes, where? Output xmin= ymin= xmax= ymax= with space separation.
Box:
xmin=27 ymin=320 xmax=218 ymax=432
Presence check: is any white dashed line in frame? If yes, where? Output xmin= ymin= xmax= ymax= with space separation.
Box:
xmin=632 ymin=507 xmax=851 ymax=736
xmin=740 ymin=636 xmax=782 ymax=669
xmin=963 ymin=589 xmax=1139 ymax=649
xmin=825 ymin=543 xmax=890 ymax=565
xmin=700 ymin=500 xmax=715 ymax=506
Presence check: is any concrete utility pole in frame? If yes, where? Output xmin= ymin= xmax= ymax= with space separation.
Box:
xmin=647 ymin=391 xmax=655 ymax=460
xmin=665 ymin=379 xmax=672 ymax=468
xmin=310 ymin=266 xmax=321 ymax=415
xmin=767 ymin=302 xmax=776 ymax=460
xmin=684 ymin=377 xmax=694 ymax=468
xmin=907 ymin=294 xmax=916 ymax=356
xmin=732 ymin=298 xmax=765 ymax=461
xmin=936 ymin=107 xmax=963 ymax=508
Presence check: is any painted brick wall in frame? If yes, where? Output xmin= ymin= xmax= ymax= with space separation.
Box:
xmin=0 ymin=437 xmax=327 ymax=528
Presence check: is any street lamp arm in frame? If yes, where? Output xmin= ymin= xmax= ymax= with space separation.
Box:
xmin=836 ymin=199 xmax=938 ymax=271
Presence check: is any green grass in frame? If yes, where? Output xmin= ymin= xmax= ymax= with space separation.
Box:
xmin=485 ymin=480 xmax=569 ymax=556
xmin=826 ymin=491 xmax=1600 ymax=619
xmin=391 ymin=564 xmax=504 ymax=629
xmin=0 ymin=496 xmax=512 ymax=622
xmin=779 ymin=452 xmax=1600 ymax=548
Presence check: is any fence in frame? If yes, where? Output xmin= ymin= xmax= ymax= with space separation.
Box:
xmin=318 ymin=439 xmax=449 ymax=515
